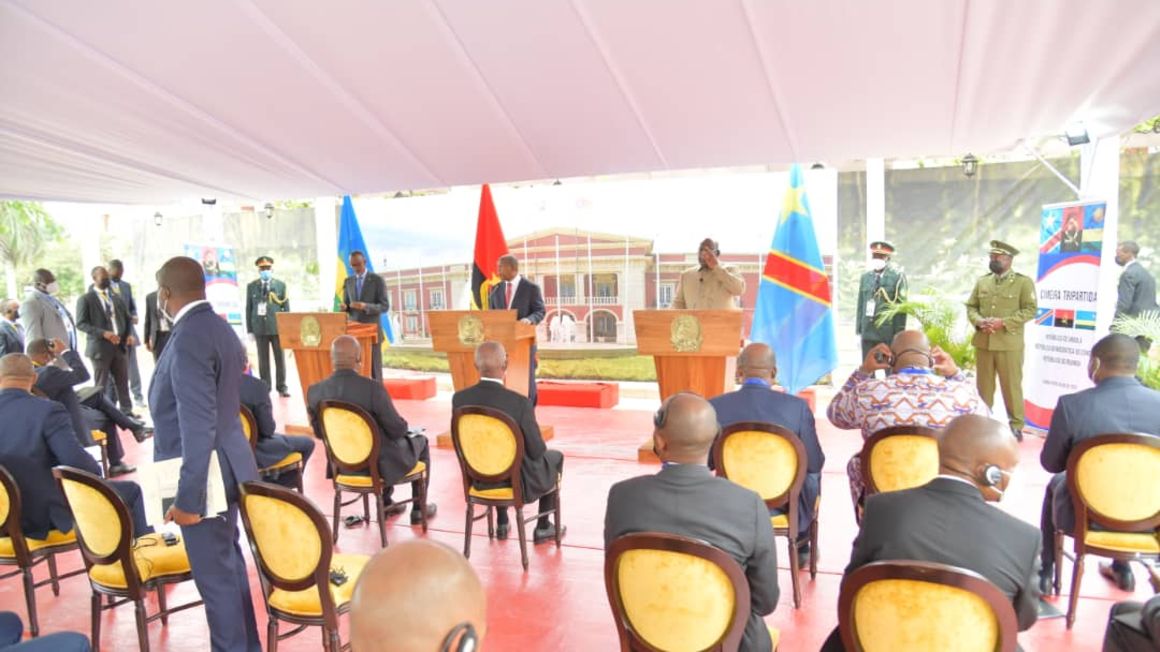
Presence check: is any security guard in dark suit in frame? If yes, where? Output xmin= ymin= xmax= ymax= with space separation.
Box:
xmin=965 ymin=240 xmax=1037 ymax=440
xmin=245 ymin=256 xmax=290 ymax=396
xmin=856 ymin=241 xmax=908 ymax=361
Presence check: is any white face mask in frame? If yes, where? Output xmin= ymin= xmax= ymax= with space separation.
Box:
xmin=869 ymin=258 xmax=887 ymax=272
xmin=44 ymin=281 xmax=60 ymax=296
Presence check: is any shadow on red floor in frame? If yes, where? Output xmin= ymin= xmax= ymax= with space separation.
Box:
xmin=0 ymin=393 xmax=1138 ymax=650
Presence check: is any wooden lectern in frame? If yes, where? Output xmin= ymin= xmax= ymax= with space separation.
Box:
xmin=634 ymin=310 xmax=744 ymax=460
xmin=428 ymin=310 xmax=550 ymax=447
xmin=276 ymin=313 xmax=379 ymax=433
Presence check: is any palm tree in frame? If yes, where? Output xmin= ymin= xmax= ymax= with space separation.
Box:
xmin=0 ymin=201 xmax=58 ymax=299
xmin=1112 ymin=310 xmax=1160 ymax=389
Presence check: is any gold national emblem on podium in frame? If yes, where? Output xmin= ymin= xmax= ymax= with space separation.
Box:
xmin=458 ymin=315 xmax=484 ymax=346
xmin=300 ymin=316 xmax=322 ymax=348
xmin=670 ymin=314 xmax=702 ymax=353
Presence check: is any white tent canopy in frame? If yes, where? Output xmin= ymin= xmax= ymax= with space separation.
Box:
xmin=3 ymin=0 xmax=1159 ymax=204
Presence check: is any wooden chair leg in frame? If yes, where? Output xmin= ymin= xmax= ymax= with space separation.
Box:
xmin=99 ymin=440 xmax=110 ymax=478
xmin=554 ymin=490 xmax=563 ymax=548
xmin=809 ymin=518 xmax=819 ymax=580
xmin=47 ymin=553 xmax=62 ymax=596
xmin=361 ymin=493 xmax=370 ymax=522
xmin=787 ymin=534 xmax=802 ymax=609
xmin=332 ymin=490 xmax=342 ymax=544
xmin=374 ymin=492 xmax=387 ymax=548
xmin=91 ymin=592 xmax=102 ymax=651
xmin=21 ymin=568 xmax=39 ymax=637
xmin=1053 ymin=531 xmax=1064 ymax=595
xmin=135 ymin=599 xmax=150 ymax=652
xmin=329 ymin=628 xmax=341 ymax=652
xmin=419 ymin=474 xmax=429 ymax=533
xmin=463 ymin=502 xmax=474 ymax=558
xmin=486 ymin=506 xmax=494 ymax=539
xmin=294 ymin=466 xmax=304 ymax=494
xmin=516 ymin=506 xmax=529 ymax=571
xmin=1066 ymin=553 xmax=1084 ymax=629
xmin=266 ymin=616 xmax=279 ymax=652
xmin=157 ymin=585 xmax=168 ymax=625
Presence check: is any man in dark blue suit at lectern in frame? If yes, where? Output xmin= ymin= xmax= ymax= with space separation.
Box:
xmin=488 ymin=255 xmax=545 ymax=405
xmin=148 ymin=257 xmax=260 ymax=652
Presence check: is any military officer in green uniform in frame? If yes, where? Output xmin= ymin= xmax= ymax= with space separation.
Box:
xmin=965 ymin=240 xmax=1037 ymax=440
xmin=245 ymin=255 xmax=291 ymax=397
xmin=856 ymin=241 xmax=908 ymax=364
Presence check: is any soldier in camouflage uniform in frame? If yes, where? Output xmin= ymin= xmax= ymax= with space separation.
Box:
xmin=856 ymin=241 xmax=908 ymax=364
xmin=965 ymin=240 xmax=1037 ymax=440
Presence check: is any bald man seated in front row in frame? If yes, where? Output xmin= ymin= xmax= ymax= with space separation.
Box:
xmin=306 ymin=335 xmax=436 ymax=523
xmin=605 ymin=393 xmax=779 ymax=652
xmin=819 ymin=414 xmax=1040 ymax=651
xmin=350 ymin=540 xmax=487 ymax=652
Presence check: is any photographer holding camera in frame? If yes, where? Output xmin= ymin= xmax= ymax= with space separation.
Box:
xmin=826 ymin=329 xmax=989 ymax=516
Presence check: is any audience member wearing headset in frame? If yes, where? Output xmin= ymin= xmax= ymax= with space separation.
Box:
xmin=820 ymin=414 xmax=1041 ymax=651
xmin=350 ymin=540 xmax=486 ymax=652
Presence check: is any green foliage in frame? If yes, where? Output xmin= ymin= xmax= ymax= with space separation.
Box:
xmin=382 ymin=348 xmax=658 ymax=381
xmin=0 ymin=201 xmax=60 ymax=268
xmin=874 ymin=287 xmax=976 ymax=369
xmin=1112 ymin=310 xmax=1160 ymax=389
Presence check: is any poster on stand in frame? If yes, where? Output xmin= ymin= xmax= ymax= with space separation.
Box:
xmin=1024 ymin=200 xmax=1108 ymax=430
xmin=184 ymin=244 xmax=243 ymax=326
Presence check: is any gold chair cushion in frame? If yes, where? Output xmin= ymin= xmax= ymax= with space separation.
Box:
xmin=0 ymin=529 xmax=76 ymax=557
xmin=868 ymin=436 xmax=939 ymax=494
xmin=88 ymin=533 xmax=192 ymax=589
xmin=722 ymin=431 xmax=799 ymax=501
xmin=770 ymin=515 xmax=788 ymax=530
xmin=59 ymin=479 xmax=122 ymax=557
xmin=769 ymin=624 xmax=780 ymax=650
xmin=457 ymin=414 xmax=517 ymax=477
xmin=617 ymin=548 xmax=736 ymax=652
xmin=403 ymin=461 xmax=427 ymax=479
xmin=90 ymin=430 xmax=107 ymax=443
xmin=1084 ymin=531 xmax=1160 ymax=553
xmin=469 ymin=486 xmax=514 ymax=501
xmin=321 ymin=408 xmax=374 ymax=467
xmin=1075 ymin=443 xmax=1160 ymax=522
xmin=336 ymin=462 xmax=425 ymax=490
xmin=852 ymin=578 xmax=999 ymax=652
xmin=239 ymin=415 xmax=253 ymax=443
xmin=262 ymin=452 xmax=303 ymax=473
xmin=268 ymin=553 xmax=370 ymax=617
xmin=0 ymin=481 xmax=8 ymax=525
xmin=243 ymin=494 xmax=322 ymax=582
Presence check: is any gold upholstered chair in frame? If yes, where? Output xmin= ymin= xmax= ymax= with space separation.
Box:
xmin=238 ymin=481 xmax=370 ymax=652
xmin=837 ymin=560 xmax=1018 ymax=652
xmin=52 ymin=465 xmax=202 ymax=651
xmin=605 ymin=532 xmax=779 ymax=652
xmin=316 ymin=400 xmax=429 ymax=547
xmin=712 ymin=421 xmax=816 ymax=608
xmin=0 ymin=464 xmax=84 ymax=638
xmin=239 ymin=405 xmax=305 ymax=493
xmin=89 ymin=430 xmax=110 ymax=478
xmin=1051 ymin=433 xmax=1160 ymax=628
xmin=858 ymin=425 xmax=940 ymax=518
xmin=451 ymin=406 xmax=563 ymax=571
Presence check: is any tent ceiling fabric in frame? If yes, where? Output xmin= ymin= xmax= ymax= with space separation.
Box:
xmin=2 ymin=0 xmax=1159 ymax=204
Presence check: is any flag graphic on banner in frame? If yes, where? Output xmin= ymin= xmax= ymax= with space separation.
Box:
xmin=750 ymin=165 xmax=838 ymax=395
xmin=470 ymin=184 xmax=510 ymax=310
xmin=334 ymin=195 xmax=394 ymax=345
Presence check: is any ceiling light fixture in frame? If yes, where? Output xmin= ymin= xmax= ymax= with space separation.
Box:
xmin=263 ymin=202 xmax=274 ymax=219
xmin=961 ymin=154 xmax=978 ymax=178
xmin=153 ymin=211 xmax=163 ymax=226
xmin=1065 ymin=122 xmax=1090 ymax=146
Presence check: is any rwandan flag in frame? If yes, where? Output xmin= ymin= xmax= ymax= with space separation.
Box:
xmin=750 ymin=165 xmax=838 ymax=394
xmin=334 ymin=195 xmax=394 ymax=344
xmin=470 ymin=184 xmax=510 ymax=310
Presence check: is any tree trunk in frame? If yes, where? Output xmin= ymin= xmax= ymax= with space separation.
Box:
xmin=4 ymin=260 xmax=16 ymax=301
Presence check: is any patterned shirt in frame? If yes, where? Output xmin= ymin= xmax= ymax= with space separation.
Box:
xmin=827 ymin=368 xmax=989 ymax=439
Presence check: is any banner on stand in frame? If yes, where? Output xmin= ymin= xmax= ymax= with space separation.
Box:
xmin=184 ymin=244 xmax=243 ymax=326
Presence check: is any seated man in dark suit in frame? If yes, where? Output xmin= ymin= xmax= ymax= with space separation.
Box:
xmin=26 ymin=338 xmax=148 ymax=477
xmin=820 ymin=414 xmax=1039 ymax=651
xmin=709 ymin=342 xmax=825 ymax=564
xmin=307 ymin=335 xmax=435 ymax=523
xmin=451 ymin=341 xmax=564 ymax=542
xmin=0 ymin=611 xmax=90 ymax=651
xmin=605 ymin=393 xmax=779 ymax=652
xmin=1103 ymin=569 xmax=1160 ymax=652
xmin=238 ymin=364 xmax=314 ymax=488
xmin=0 ymin=354 xmax=149 ymax=540
xmin=1039 ymin=333 xmax=1160 ymax=593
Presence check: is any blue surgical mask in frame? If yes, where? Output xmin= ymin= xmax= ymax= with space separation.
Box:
xmin=259 ymin=270 xmax=272 ymax=281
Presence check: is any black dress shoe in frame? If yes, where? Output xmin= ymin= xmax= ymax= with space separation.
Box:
xmin=411 ymin=503 xmax=437 ymax=524
xmin=130 ymin=425 xmax=152 ymax=443
xmin=1011 ymin=425 xmax=1024 ymax=442
xmin=495 ymin=522 xmax=510 ymax=540
xmin=383 ymin=501 xmax=407 ymax=517
xmin=533 ymin=524 xmax=565 ymax=544
xmin=1038 ymin=569 xmax=1053 ymax=595
xmin=107 ymin=463 xmax=136 ymax=477
xmin=277 ymin=388 xmax=291 ymax=398
xmin=1099 ymin=562 xmax=1135 ymax=591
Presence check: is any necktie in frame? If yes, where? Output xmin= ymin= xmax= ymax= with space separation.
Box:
xmin=262 ymin=281 xmax=269 ymax=296
xmin=505 ymin=281 xmax=513 ymax=308
xmin=355 ymin=275 xmax=364 ymax=300
xmin=101 ymin=291 xmax=118 ymax=334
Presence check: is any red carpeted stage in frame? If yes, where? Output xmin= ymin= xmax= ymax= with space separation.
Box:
xmin=1 ymin=392 xmax=1137 ymax=650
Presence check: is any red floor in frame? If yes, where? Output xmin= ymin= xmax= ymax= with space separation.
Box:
xmin=1 ymin=392 xmax=1140 ymax=650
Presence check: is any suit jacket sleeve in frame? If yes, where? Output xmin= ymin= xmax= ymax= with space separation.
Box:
xmin=245 ymin=283 xmax=255 ymax=333
xmin=1040 ymin=396 xmax=1072 ymax=473
xmin=518 ymin=396 xmax=546 ymax=460
xmin=1117 ymin=268 xmax=1138 ymax=315
xmin=75 ymin=295 xmax=100 ymax=337
xmin=846 ymin=496 xmax=885 ymax=574
xmin=58 ymin=350 xmax=91 ymax=386
xmin=747 ymin=493 xmax=780 ymax=615
xmin=255 ymin=391 xmax=277 ymax=440
xmin=362 ymin=276 xmax=389 ymax=316
xmin=800 ymin=400 xmax=825 ymax=473
xmin=1014 ymin=530 xmax=1042 ymax=631
xmin=525 ymin=283 xmax=545 ymax=324
xmin=713 ymin=266 xmax=745 ymax=296
xmin=371 ymin=383 xmax=409 ymax=440
xmin=170 ymin=336 xmax=220 ymax=515
xmin=143 ymin=295 xmax=156 ymax=346
xmin=20 ymin=299 xmax=43 ymax=343
xmin=488 ymin=285 xmax=502 ymax=310
xmin=671 ymin=275 xmax=687 ymax=310
xmin=124 ymin=283 xmax=137 ymax=318
xmin=1005 ymin=277 xmax=1037 ymax=329
xmin=45 ymin=403 xmax=102 ymax=476
xmin=891 ymin=272 xmax=908 ymax=332
xmin=965 ymin=281 xmax=983 ymax=327
xmin=114 ymin=298 xmax=132 ymax=339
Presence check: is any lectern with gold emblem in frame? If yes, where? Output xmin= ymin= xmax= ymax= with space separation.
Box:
xmin=428 ymin=310 xmax=536 ymax=395
xmin=633 ymin=310 xmax=744 ymax=460
xmin=276 ymin=312 xmax=379 ymax=402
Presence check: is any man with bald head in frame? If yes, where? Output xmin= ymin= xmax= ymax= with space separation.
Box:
xmin=827 ymin=329 xmax=989 ymax=513
xmin=149 ymin=256 xmax=261 ymax=651
xmin=452 ymin=341 xmax=564 ymax=542
xmin=819 ymin=414 xmax=1040 ymax=651
xmin=1038 ymin=333 xmax=1160 ymax=593
xmin=307 ymin=335 xmax=436 ymax=522
xmin=605 ymin=393 xmax=779 ymax=651
xmin=351 ymin=540 xmax=487 ymax=652
xmin=709 ymin=343 xmax=824 ymax=563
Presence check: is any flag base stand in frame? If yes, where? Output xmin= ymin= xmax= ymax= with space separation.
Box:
xmin=436 ymin=424 xmax=554 ymax=449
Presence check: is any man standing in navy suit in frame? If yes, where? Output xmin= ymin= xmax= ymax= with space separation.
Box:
xmin=488 ymin=255 xmax=545 ymax=405
xmin=340 ymin=251 xmax=389 ymax=380
xmin=149 ymin=257 xmax=260 ymax=652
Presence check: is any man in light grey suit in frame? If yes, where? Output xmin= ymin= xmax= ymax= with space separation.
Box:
xmin=1039 ymin=333 xmax=1160 ymax=593
xmin=20 ymin=269 xmax=77 ymax=353
xmin=339 ymin=250 xmax=389 ymax=380
xmin=1115 ymin=241 xmax=1157 ymax=353
xmin=605 ymin=393 xmax=779 ymax=652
